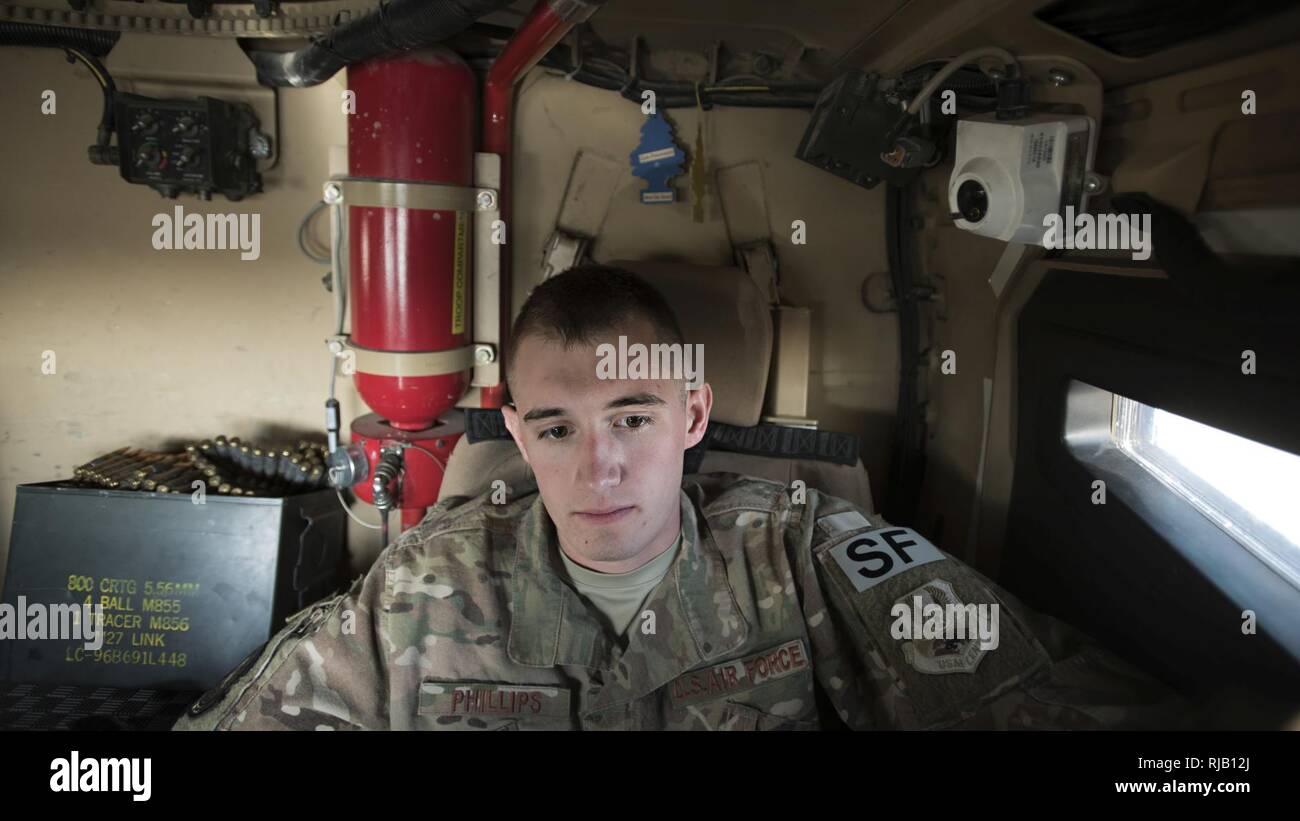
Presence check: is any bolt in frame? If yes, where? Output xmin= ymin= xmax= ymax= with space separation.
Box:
xmin=474 ymin=345 xmax=495 ymax=365
xmin=323 ymin=182 xmax=343 ymax=204
xmin=248 ymin=128 xmax=272 ymax=160
xmin=1083 ymin=172 xmax=1107 ymax=194
xmin=476 ymin=190 xmax=497 ymax=211
xmin=1048 ymin=68 xmax=1073 ymax=87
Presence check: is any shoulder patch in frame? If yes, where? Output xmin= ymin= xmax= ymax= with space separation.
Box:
xmin=825 ymin=526 xmax=944 ymax=592
xmin=894 ymin=578 xmax=987 ymax=675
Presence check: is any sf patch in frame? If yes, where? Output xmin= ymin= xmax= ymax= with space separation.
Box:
xmin=826 ymin=526 xmax=944 ymax=592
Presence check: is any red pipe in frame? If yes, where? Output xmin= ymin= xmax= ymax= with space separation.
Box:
xmin=480 ymin=0 xmax=599 ymax=408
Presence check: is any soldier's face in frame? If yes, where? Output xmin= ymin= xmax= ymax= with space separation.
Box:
xmin=501 ymin=318 xmax=712 ymax=570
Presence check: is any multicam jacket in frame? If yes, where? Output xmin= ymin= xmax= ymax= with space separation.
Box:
xmin=174 ymin=473 xmax=1180 ymax=730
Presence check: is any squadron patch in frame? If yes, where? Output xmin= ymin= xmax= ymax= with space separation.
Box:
xmin=826 ymin=526 xmax=944 ymax=592
xmin=668 ymin=638 xmax=809 ymax=706
xmin=893 ymin=578 xmax=987 ymax=675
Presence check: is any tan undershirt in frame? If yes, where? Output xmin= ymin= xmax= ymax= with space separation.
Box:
xmin=558 ymin=532 xmax=682 ymax=636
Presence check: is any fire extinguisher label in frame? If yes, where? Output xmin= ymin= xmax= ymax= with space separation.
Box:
xmin=452 ymin=210 xmax=468 ymax=335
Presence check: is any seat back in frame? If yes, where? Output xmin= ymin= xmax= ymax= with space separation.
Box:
xmin=438 ymin=261 xmax=876 ymax=512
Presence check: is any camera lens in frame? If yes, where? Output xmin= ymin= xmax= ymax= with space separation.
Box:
xmin=956 ymin=180 xmax=988 ymax=223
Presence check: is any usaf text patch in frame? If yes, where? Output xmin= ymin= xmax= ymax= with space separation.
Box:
xmin=668 ymin=638 xmax=809 ymax=706
xmin=827 ymin=526 xmax=944 ymax=592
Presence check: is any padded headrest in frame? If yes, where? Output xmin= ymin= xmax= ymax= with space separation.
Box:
xmin=608 ymin=260 xmax=772 ymax=428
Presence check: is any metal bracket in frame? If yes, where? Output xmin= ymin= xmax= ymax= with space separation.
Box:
xmin=460 ymin=152 xmax=504 ymax=402
xmin=541 ymin=232 xmax=591 ymax=280
xmin=716 ymin=161 xmax=780 ymax=304
xmin=321 ymin=156 xmax=505 ymax=403
xmin=861 ymin=269 xmax=947 ymax=315
xmin=734 ymin=241 xmax=780 ymax=305
xmin=345 ymin=340 xmax=476 ymax=378
xmin=539 ymin=150 xmax=624 ymax=280
xmin=323 ymin=177 xmax=498 ymax=213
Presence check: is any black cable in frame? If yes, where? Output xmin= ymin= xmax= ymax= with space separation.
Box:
xmin=883 ymin=184 xmax=927 ymax=527
xmin=0 ymin=21 xmax=118 ymax=55
xmin=62 ymin=47 xmax=116 ymax=147
xmin=528 ymin=51 xmax=825 ymax=108
xmin=0 ymin=23 xmax=121 ymax=152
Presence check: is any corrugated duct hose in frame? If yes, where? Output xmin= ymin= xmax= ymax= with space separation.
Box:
xmin=0 ymin=22 xmax=120 ymax=154
xmin=245 ymin=0 xmax=519 ymax=87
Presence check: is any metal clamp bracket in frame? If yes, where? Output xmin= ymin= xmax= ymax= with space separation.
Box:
xmin=323 ymin=177 xmax=498 ymax=213
xmin=322 ymin=155 xmax=505 ymax=404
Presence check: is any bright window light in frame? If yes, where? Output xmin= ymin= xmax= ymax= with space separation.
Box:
xmin=1112 ymin=395 xmax=1300 ymax=589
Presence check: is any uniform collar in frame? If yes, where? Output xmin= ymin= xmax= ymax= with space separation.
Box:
xmin=507 ymin=485 xmax=749 ymax=705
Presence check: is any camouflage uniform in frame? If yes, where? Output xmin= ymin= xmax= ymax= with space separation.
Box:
xmin=174 ymin=473 xmax=1182 ymax=730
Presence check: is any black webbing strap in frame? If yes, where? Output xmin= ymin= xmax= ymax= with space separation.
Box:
xmin=464 ymin=408 xmax=859 ymax=469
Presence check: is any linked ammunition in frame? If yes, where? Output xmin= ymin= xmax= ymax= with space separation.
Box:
xmin=78 ymin=448 xmax=144 ymax=478
xmin=158 ymin=469 xmax=205 ymax=493
xmin=104 ymin=453 xmax=174 ymax=487
xmin=277 ymin=453 xmax=295 ymax=482
xmin=144 ymin=461 xmax=198 ymax=489
xmin=80 ymin=447 xmax=134 ymax=471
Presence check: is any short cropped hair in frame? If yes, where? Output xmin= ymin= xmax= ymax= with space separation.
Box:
xmin=505 ymin=264 xmax=685 ymax=395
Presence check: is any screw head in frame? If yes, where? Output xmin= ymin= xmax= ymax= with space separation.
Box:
xmin=476 ymin=190 xmax=497 ymax=211
xmin=248 ymin=128 xmax=272 ymax=159
xmin=323 ymin=182 xmax=343 ymax=203
xmin=1048 ymin=68 xmax=1073 ymax=87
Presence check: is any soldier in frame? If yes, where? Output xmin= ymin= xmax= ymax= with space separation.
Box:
xmin=176 ymin=265 xmax=1190 ymax=730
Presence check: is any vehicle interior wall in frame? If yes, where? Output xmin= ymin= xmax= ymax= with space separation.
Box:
xmin=3 ymin=1 xmax=1300 ymax=689
xmin=0 ymin=15 xmax=901 ymax=592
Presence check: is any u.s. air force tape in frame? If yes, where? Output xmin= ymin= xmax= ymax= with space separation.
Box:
xmin=827 ymin=526 xmax=945 ymax=592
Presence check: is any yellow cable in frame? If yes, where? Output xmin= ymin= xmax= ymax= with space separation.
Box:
xmin=65 ymin=48 xmax=108 ymax=90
